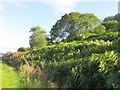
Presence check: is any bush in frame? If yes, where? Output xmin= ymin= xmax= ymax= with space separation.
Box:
xmin=17 ymin=47 xmax=29 ymax=52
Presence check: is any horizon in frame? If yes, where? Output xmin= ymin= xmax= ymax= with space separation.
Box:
xmin=0 ymin=1 xmax=119 ymax=53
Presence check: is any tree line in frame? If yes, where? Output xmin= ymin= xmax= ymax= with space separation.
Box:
xmin=18 ymin=12 xmax=119 ymax=52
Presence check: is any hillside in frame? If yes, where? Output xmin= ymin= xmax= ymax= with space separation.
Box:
xmin=2 ymin=27 xmax=119 ymax=89
xmin=1 ymin=2 xmax=119 ymax=89
xmin=27 ymin=27 xmax=119 ymax=88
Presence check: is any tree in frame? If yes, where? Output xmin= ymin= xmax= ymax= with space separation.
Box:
xmin=29 ymin=26 xmax=47 ymax=49
xmin=102 ymin=20 xmax=118 ymax=31
xmin=103 ymin=16 xmax=115 ymax=22
xmin=50 ymin=12 xmax=101 ymax=42
xmin=103 ymin=13 xmax=120 ymax=30
xmin=103 ymin=13 xmax=120 ymax=22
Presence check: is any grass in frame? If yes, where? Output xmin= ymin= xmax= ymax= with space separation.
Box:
xmin=0 ymin=57 xmax=43 ymax=88
xmin=0 ymin=57 xmax=20 ymax=88
xmin=0 ymin=56 xmax=51 ymax=88
xmin=0 ymin=57 xmax=2 ymax=89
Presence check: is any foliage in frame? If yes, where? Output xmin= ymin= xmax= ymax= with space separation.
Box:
xmin=17 ymin=47 xmax=29 ymax=52
xmin=3 ymin=13 xmax=120 ymax=89
xmin=2 ymin=52 xmax=28 ymax=70
xmin=103 ymin=16 xmax=115 ymax=22
xmin=2 ymin=53 xmax=54 ymax=88
xmin=102 ymin=20 xmax=118 ymax=31
xmin=85 ymin=28 xmax=118 ymax=41
xmin=103 ymin=13 xmax=120 ymax=29
xmin=103 ymin=13 xmax=120 ymax=22
xmin=18 ymin=67 xmax=42 ymax=88
xmin=22 ymin=27 xmax=119 ymax=88
xmin=50 ymin=12 xmax=101 ymax=42
xmin=94 ymin=25 xmax=106 ymax=34
xmin=29 ymin=26 xmax=47 ymax=49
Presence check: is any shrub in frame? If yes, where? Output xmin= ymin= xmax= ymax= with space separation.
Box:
xmin=17 ymin=47 xmax=29 ymax=52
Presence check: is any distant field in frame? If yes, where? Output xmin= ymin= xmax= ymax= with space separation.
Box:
xmin=0 ymin=57 xmax=20 ymax=88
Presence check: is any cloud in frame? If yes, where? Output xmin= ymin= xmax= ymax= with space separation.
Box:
xmin=14 ymin=2 xmax=26 ymax=7
xmin=0 ymin=0 xmax=119 ymax=2
xmin=0 ymin=0 xmax=118 ymax=16
xmin=0 ymin=3 xmax=5 ymax=31
xmin=41 ymin=0 xmax=81 ymax=16
xmin=0 ymin=34 xmax=29 ymax=53
xmin=0 ymin=16 xmax=4 ymax=28
xmin=0 ymin=0 xmax=26 ymax=7
xmin=0 ymin=2 xmax=29 ymax=53
xmin=40 ymin=0 xmax=119 ymax=16
xmin=3 ymin=0 xmax=80 ymax=16
xmin=80 ymin=0 xmax=119 ymax=2
xmin=0 ymin=3 xmax=5 ymax=11
xmin=118 ymin=1 xmax=120 ymax=14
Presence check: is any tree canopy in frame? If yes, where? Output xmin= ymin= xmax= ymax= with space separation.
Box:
xmin=103 ymin=13 xmax=120 ymax=22
xmin=102 ymin=20 xmax=118 ymax=31
xmin=29 ymin=26 xmax=47 ymax=49
xmin=50 ymin=12 xmax=101 ymax=42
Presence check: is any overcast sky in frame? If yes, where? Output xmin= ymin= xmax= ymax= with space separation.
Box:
xmin=0 ymin=0 xmax=119 ymax=53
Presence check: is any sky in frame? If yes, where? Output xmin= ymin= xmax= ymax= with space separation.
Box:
xmin=0 ymin=0 xmax=119 ymax=53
